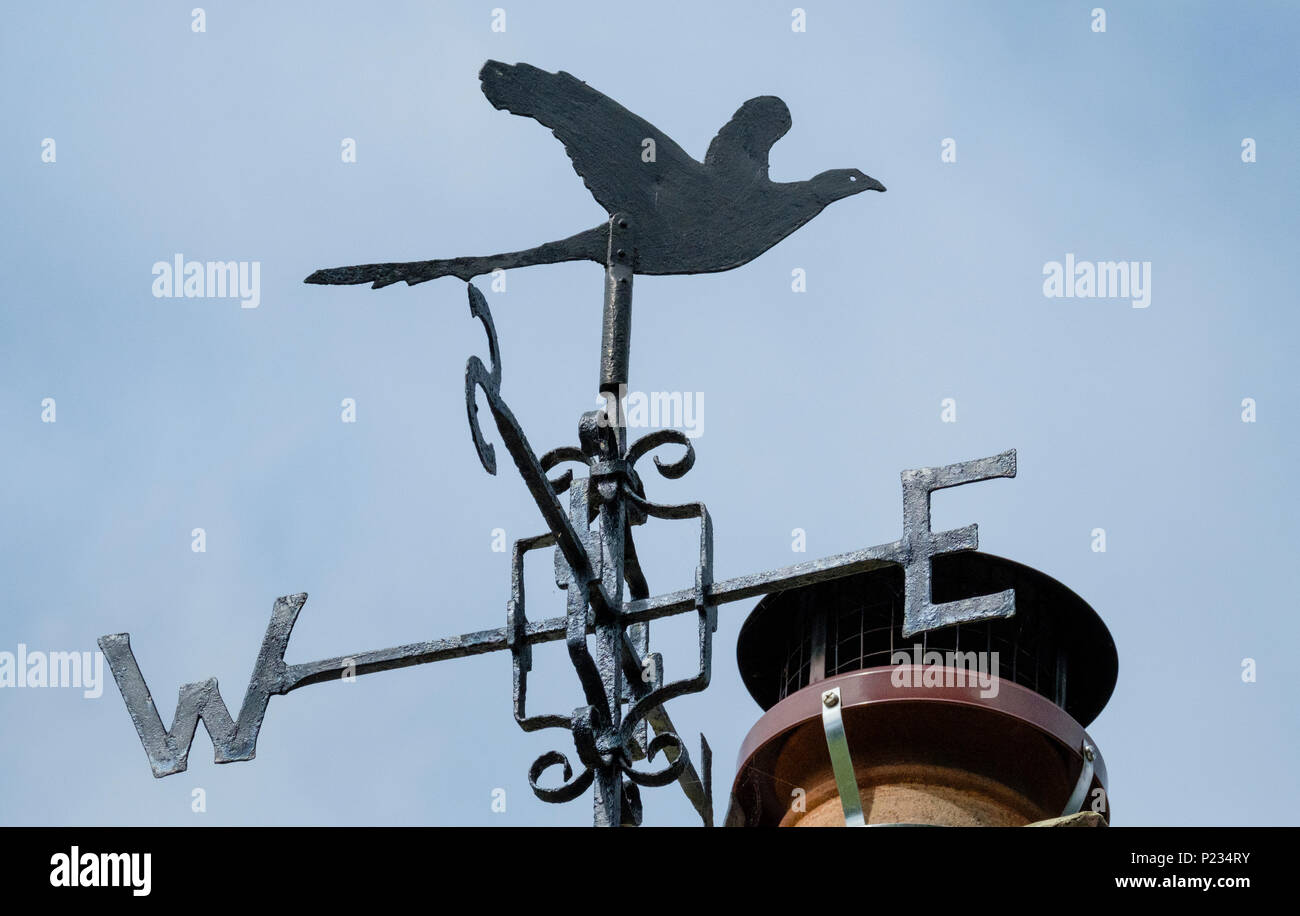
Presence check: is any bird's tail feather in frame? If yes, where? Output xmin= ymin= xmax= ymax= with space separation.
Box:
xmin=304 ymin=259 xmax=477 ymax=289
xmin=304 ymin=227 xmax=609 ymax=290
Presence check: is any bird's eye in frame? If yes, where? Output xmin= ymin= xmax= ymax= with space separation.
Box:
xmin=849 ymin=175 xmax=857 ymax=182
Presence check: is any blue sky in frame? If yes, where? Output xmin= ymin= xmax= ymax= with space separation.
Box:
xmin=2 ymin=1 xmax=1297 ymax=825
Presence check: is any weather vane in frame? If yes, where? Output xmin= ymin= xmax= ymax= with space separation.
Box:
xmin=99 ymin=60 xmax=1022 ymax=827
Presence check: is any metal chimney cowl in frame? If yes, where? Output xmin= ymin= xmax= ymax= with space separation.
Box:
xmin=725 ymin=552 xmax=1118 ymax=827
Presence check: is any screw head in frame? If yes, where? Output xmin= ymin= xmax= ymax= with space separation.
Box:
xmin=822 ymin=691 xmax=838 ymax=708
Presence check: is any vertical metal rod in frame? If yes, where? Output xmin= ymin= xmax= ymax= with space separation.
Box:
xmin=592 ymin=481 xmax=627 ymax=825
xmin=1055 ymin=647 xmax=1068 ymax=709
xmin=601 ymin=214 xmax=635 ymax=455
xmin=809 ymin=606 xmax=827 ymax=685
xmin=593 ymin=213 xmax=634 ymax=825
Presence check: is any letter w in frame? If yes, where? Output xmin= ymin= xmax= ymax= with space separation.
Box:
xmin=98 ymin=593 xmax=307 ymax=777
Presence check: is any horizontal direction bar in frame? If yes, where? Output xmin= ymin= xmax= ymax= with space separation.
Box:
xmin=623 ymin=542 xmax=903 ymax=623
xmin=277 ymin=541 xmax=905 ymax=695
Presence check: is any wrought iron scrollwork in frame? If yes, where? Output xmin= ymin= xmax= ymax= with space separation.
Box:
xmin=464 ymin=284 xmax=502 ymax=474
xmin=619 ymin=732 xmax=690 ymax=787
xmin=462 ymin=284 xmax=601 ymax=604
xmin=463 ymin=283 xmax=714 ymax=823
xmin=528 ymin=750 xmax=594 ymax=803
xmin=626 ymin=428 xmax=695 ymax=480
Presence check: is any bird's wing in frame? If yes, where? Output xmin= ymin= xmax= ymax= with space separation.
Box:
xmin=704 ymin=96 xmax=792 ymax=180
xmin=479 ymin=60 xmax=702 ymax=217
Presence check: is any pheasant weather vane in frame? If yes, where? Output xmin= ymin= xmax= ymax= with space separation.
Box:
xmin=99 ymin=61 xmax=1022 ymax=828
xmin=305 ymin=60 xmax=884 ymax=288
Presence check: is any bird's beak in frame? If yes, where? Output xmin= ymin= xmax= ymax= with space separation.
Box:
xmin=861 ymin=174 xmax=886 ymax=192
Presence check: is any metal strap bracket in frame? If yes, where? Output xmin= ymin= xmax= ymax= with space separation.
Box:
xmin=821 ymin=687 xmax=865 ymax=827
xmin=1062 ymin=739 xmax=1097 ymax=816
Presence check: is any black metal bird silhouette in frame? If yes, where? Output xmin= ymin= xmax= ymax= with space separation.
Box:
xmin=304 ymin=60 xmax=884 ymax=289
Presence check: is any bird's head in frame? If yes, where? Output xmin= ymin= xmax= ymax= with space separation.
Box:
xmin=811 ymin=168 xmax=886 ymax=204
